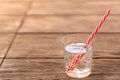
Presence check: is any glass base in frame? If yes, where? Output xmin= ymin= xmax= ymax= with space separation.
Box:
xmin=66 ymin=68 xmax=91 ymax=78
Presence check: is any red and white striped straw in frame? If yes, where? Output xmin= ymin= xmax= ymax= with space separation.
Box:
xmin=67 ymin=9 xmax=111 ymax=71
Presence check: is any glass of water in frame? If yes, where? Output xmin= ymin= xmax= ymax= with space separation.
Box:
xmin=61 ymin=34 xmax=93 ymax=78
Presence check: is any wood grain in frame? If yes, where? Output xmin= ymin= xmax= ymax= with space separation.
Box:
xmin=0 ymin=16 xmax=22 ymax=32
xmin=0 ymin=72 xmax=119 ymax=80
xmin=0 ymin=0 xmax=119 ymax=79
xmin=0 ymin=59 xmax=2 ymax=64
xmin=6 ymin=34 xmax=120 ymax=59
xmin=0 ymin=0 xmax=31 ymax=1
xmin=28 ymin=0 xmax=120 ymax=15
xmin=19 ymin=15 xmax=119 ymax=33
xmin=0 ymin=59 xmax=119 ymax=80
xmin=0 ymin=1 xmax=29 ymax=15
xmin=0 ymin=34 xmax=14 ymax=58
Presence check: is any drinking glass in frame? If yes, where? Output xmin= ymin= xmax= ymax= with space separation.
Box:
xmin=61 ymin=34 xmax=93 ymax=78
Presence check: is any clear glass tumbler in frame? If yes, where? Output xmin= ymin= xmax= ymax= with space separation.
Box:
xmin=61 ymin=34 xmax=93 ymax=78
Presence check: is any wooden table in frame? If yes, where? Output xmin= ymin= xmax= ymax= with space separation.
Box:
xmin=0 ymin=0 xmax=120 ymax=80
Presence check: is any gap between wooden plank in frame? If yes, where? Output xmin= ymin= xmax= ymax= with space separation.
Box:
xmin=17 ymin=32 xmax=120 ymax=34
xmin=3 ymin=57 xmax=120 ymax=59
xmin=26 ymin=14 xmax=120 ymax=16
xmin=1 ymin=32 xmax=120 ymax=34
xmin=0 ymin=13 xmax=119 ymax=16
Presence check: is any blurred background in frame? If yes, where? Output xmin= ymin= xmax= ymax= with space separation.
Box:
xmin=0 ymin=0 xmax=119 ymax=33
xmin=0 ymin=0 xmax=119 ymax=79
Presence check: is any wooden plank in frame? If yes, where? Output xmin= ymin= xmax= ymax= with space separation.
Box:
xmin=0 ymin=16 xmax=22 ymax=32
xmin=0 ymin=34 xmax=14 ymax=58
xmin=0 ymin=1 xmax=29 ymax=15
xmin=0 ymin=72 xmax=119 ymax=80
xmin=28 ymin=0 xmax=120 ymax=15
xmin=93 ymin=51 xmax=120 ymax=59
xmin=0 ymin=59 xmax=119 ymax=80
xmin=19 ymin=15 xmax=119 ymax=33
xmin=6 ymin=34 xmax=120 ymax=59
xmin=34 ymin=0 xmax=120 ymax=2
xmin=0 ymin=0 xmax=31 ymax=1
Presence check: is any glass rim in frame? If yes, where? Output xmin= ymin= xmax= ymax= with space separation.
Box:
xmin=61 ymin=34 xmax=94 ymax=46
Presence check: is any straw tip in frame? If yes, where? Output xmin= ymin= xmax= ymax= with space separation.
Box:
xmin=107 ymin=9 xmax=111 ymax=13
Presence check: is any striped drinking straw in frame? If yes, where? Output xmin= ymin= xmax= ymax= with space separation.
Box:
xmin=67 ymin=9 xmax=111 ymax=71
